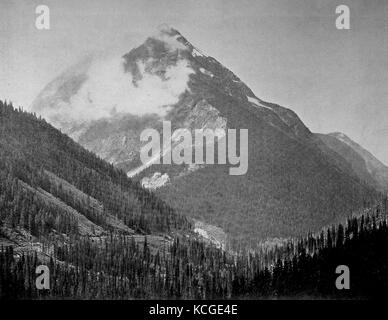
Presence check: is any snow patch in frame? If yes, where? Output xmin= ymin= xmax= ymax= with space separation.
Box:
xmin=127 ymin=128 xmax=188 ymax=178
xmin=141 ymin=172 xmax=170 ymax=189
xmin=199 ymin=67 xmax=214 ymax=77
xmin=247 ymin=96 xmax=273 ymax=110
xmin=194 ymin=220 xmax=227 ymax=250
xmin=335 ymin=132 xmax=349 ymax=143
xmin=127 ymin=147 xmax=165 ymax=177
xmin=128 ymin=101 xmax=227 ymax=178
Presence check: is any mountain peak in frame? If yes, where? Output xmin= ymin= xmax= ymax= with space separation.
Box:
xmin=157 ymin=23 xmax=181 ymax=36
xmin=149 ymin=25 xmax=207 ymax=58
xmin=30 ymin=28 xmax=380 ymax=246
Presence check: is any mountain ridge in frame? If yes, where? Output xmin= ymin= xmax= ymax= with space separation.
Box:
xmin=0 ymin=101 xmax=191 ymax=245
xmin=30 ymin=27 xmax=380 ymax=247
xmin=317 ymin=132 xmax=388 ymax=193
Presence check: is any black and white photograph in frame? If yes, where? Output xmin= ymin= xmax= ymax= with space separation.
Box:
xmin=1 ymin=0 xmax=388 ymax=309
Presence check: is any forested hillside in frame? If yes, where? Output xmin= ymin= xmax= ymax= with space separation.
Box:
xmin=1 ymin=100 xmax=388 ymax=299
xmin=32 ymin=27 xmax=381 ymax=248
xmin=0 ymin=100 xmax=190 ymax=238
xmin=2 ymin=188 xmax=388 ymax=299
xmin=318 ymin=132 xmax=388 ymax=193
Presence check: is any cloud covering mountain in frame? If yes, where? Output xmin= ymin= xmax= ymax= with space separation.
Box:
xmin=36 ymin=32 xmax=194 ymax=125
xmin=31 ymin=26 xmax=380 ymax=248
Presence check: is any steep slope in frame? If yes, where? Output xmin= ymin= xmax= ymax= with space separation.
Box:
xmin=318 ymin=132 xmax=388 ymax=193
xmin=0 ymin=101 xmax=191 ymax=245
xmin=31 ymin=27 xmax=378 ymax=247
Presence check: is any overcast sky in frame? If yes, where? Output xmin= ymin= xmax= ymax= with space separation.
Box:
xmin=1 ymin=0 xmax=388 ymax=164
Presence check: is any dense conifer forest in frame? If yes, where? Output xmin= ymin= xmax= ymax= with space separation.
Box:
xmin=1 ymin=100 xmax=388 ymax=299
xmin=0 ymin=100 xmax=190 ymax=236
xmin=2 ymin=198 xmax=388 ymax=299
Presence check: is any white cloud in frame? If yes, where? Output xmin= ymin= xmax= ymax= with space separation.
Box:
xmin=45 ymin=52 xmax=194 ymax=124
xmin=153 ymin=24 xmax=187 ymax=51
